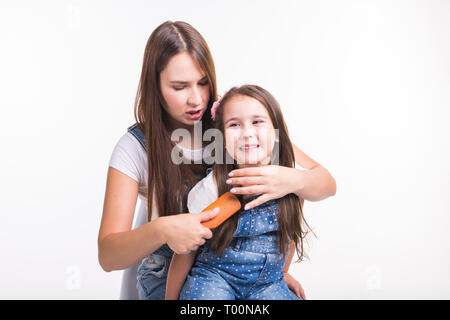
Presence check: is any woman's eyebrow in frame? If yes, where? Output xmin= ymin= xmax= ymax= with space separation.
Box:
xmin=169 ymin=76 xmax=208 ymax=85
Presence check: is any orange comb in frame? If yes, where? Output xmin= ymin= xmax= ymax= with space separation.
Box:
xmin=201 ymin=192 xmax=242 ymax=229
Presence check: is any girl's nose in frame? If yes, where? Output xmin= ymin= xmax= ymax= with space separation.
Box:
xmin=241 ymin=123 xmax=256 ymax=138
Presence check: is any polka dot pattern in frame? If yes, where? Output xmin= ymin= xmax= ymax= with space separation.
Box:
xmin=234 ymin=199 xmax=278 ymax=238
xmin=179 ymin=201 xmax=301 ymax=300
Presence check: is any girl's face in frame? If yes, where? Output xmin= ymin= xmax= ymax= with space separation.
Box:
xmin=222 ymin=95 xmax=277 ymax=167
xmin=160 ymin=51 xmax=210 ymax=130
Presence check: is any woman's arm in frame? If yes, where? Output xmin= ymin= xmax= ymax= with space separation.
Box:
xmin=291 ymin=143 xmax=336 ymax=201
xmin=98 ymin=167 xmax=217 ymax=272
xmin=166 ymin=252 xmax=196 ymax=300
xmin=98 ymin=167 xmax=162 ymax=271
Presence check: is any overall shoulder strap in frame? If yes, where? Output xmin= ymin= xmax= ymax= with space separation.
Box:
xmin=127 ymin=123 xmax=146 ymax=151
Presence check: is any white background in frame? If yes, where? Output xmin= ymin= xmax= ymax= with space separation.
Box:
xmin=1 ymin=0 xmax=449 ymax=299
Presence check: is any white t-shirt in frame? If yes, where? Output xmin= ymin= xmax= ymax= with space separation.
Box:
xmin=108 ymin=132 xmax=205 ymax=221
xmin=108 ymin=132 xmax=204 ymax=299
xmin=187 ymin=169 xmax=218 ymax=214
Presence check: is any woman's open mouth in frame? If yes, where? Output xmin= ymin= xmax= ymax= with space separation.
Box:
xmin=186 ymin=109 xmax=203 ymax=120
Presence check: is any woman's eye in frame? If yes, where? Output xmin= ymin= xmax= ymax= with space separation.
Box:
xmin=199 ymin=81 xmax=209 ymax=86
xmin=173 ymin=87 xmax=185 ymax=91
xmin=229 ymin=123 xmax=239 ymax=127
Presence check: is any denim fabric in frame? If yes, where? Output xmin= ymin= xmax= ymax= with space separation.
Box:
xmin=234 ymin=198 xmax=278 ymax=237
xmin=179 ymin=199 xmax=301 ymax=300
xmin=127 ymin=123 xmax=146 ymax=150
xmin=136 ymin=244 xmax=173 ymax=300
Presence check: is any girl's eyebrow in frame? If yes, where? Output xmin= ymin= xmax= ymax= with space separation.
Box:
xmin=169 ymin=76 xmax=208 ymax=85
xmin=253 ymin=115 xmax=268 ymax=119
xmin=225 ymin=115 xmax=268 ymax=125
xmin=224 ymin=117 xmax=239 ymax=125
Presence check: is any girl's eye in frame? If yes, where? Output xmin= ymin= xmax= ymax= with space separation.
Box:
xmin=253 ymin=120 xmax=264 ymax=124
xmin=229 ymin=123 xmax=239 ymax=127
xmin=173 ymin=87 xmax=185 ymax=91
xmin=199 ymin=81 xmax=209 ymax=86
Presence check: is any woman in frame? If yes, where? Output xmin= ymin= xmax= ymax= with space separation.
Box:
xmin=97 ymin=21 xmax=336 ymax=300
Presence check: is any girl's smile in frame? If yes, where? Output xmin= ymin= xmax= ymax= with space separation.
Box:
xmin=239 ymin=144 xmax=260 ymax=151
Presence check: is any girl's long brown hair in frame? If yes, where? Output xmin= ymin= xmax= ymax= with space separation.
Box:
xmin=209 ymin=85 xmax=313 ymax=261
xmin=134 ymin=21 xmax=217 ymax=221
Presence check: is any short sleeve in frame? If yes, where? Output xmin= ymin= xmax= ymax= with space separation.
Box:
xmin=187 ymin=171 xmax=219 ymax=214
xmin=108 ymin=133 xmax=146 ymax=183
xmin=295 ymin=162 xmax=309 ymax=171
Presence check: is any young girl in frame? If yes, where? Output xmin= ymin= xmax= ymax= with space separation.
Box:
xmin=165 ymin=85 xmax=313 ymax=300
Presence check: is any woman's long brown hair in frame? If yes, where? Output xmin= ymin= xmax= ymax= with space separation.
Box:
xmin=134 ymin=21 xmax=217 ymax=221
xmin=209 ymin=85 xmax=313 ymax=261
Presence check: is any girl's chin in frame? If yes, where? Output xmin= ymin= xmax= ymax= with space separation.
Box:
xmin=235 ymin=158 xmax=268 ymax=167
xmin=237 ymin=163 xmax=260 ymax=168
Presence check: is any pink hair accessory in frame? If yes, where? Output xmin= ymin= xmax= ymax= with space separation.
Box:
xmin=211 ymin=91 xmax=228 ymax=121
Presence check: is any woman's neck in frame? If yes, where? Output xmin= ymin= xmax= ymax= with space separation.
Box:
xmin=167 ymin=122 xmax=204 ymax=150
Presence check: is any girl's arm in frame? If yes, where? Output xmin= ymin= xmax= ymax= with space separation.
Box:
xmin=282 ymin=242 xmax=296 ymax=274
xmin=166 ymin=252 xmax=196 ymax=300
xmin=98 ymin=167 xmax=217 ymax=271
xmin=282 ymin=242 xmax=306 ymax=299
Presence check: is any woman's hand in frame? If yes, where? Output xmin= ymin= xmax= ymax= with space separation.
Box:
xmin=227 ymin=165 xmax=303 ymax=210
xmin=158 ymin=208 xmax=219 ymax=255
xmin=283 ymin=272 xmax=306 ymax=300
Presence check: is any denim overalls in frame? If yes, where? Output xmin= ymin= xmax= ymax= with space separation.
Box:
xmin=179 ymin=197 xmax=301 ymax=300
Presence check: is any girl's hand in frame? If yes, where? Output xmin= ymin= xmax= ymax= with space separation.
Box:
xmin=227 ymin=165 xmax=303 ymax=210
xmin=159 ymin=208 xmax=219 ymax=255
xmin=283 ymin=272 xmax=306 ymax=300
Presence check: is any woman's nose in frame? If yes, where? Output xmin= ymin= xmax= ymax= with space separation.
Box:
xmin=187 ymin=87 xmax=202 ymax=106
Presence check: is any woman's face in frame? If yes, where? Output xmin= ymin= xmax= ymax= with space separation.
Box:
xmin=160 ymin=51 xmax=210 ymax=130
xmin=222 ymin=95 xmax=277 ymax=167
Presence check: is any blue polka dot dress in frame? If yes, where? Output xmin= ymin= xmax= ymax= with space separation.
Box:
xmin=180 ymin=195 xmax=301 ymax=300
